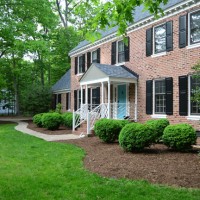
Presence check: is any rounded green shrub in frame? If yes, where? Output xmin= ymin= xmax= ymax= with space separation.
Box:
xmin=33 ymin=113 xmax=44 ymax=127
xmin=162 ymin=123 xmax=197 ymax=151
xmin=42 ymin=112 xmax=63 ymax=130
xmin=62 ymin=112 xmax=73 ymax=128
xmin=146 ymin=119 xmax=169 ymax=141
xmin=119 ymin=123 xmax=155 ymax=151
xmin=94 ymin=119 xmax=129 ymax=143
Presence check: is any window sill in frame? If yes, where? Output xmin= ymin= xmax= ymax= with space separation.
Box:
xmin=115 ymin=62 xmax=125 ymax=66
xmin=151 ymin=52 xmax=167 ymax=58
xmin=151 ymin=114 xmax=167 ymax=119
xmin=77 ymin=73 xmax=83 ymax=76
xmin=187 ymin=116 xmax=200 ymax=121
xmin=187 ymin=43 xmax=200 ymax=50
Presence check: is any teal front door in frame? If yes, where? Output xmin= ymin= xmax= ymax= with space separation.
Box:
xmin=117 ymin=84 xmax=126 ymax=119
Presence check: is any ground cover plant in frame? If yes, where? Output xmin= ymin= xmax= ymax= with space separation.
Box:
xmin=0 ymin=123 xmax=200 ymax=199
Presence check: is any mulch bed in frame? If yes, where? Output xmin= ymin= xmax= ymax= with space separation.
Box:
xmin=26 ymin=120 xmax=72 ymax=135
xmin=60 ymin=137 xmax=200 ymax=189
xmin=2 ymin=119 xmax=200 ymax=188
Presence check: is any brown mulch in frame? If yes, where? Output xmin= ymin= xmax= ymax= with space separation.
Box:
xmin=60 ymin=137 xmax=200 ymax=189
xmin=26 ymin=120 xmax=72 ymax=135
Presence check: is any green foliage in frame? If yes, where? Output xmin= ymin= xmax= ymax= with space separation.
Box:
xmin=62 ymin=112 xmax=73 ymax=128
xmin=94 ymin=119 xmax=129 ymax=143
xmin=20 ymin=84 xmax=52 ymax=115
xmin=146 ymin=119 xmax=169 ymax=141
xmin=55 ymin=103 xmax=62 ymax=114
xmin=162 ymin=124 xmax=197 ymax=151
xmin=33 ymin=113 xmax=44 ymax=128
xmin=42 ymin=112 xmax=63 ymax=130
xmin=119 ymin=123 xmax=155 ymax=151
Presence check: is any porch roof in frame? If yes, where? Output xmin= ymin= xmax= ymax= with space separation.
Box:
xmin=80 ymin=63 xmax=138 ymax=85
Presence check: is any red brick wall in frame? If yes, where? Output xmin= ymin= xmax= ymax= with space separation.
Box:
xmin=70 ymin=5 xmax=200 ymax=129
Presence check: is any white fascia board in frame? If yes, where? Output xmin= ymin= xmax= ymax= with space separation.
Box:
xmin=69 ymin=0 xmax=198 ymax=57
xmin=52 ymin=89 xmax=70 ymax=94
xmin=80 ymin=77 xmax=109 ymax=86
xmin=110 ymin=77 xmax=137 ymax=83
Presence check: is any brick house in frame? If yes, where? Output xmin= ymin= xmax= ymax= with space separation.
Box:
xmin=66 ymin=0 xmax=200 ymax=134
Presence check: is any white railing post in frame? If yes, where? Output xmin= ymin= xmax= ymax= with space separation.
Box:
xmin=87 ymin=112 xmax=90 ymax=135
xmin=108 ymin=81 xmax=110 ymax=119
xmin=73 ymin=109 xmax=75 ymax=131
xmin=134 ymin=82 xmax=138 ymax=121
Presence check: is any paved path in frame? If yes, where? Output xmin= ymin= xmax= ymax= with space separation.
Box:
xmin=0 ymin=118 xmax=80 ymax=141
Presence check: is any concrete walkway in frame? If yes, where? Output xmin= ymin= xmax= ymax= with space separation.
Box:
xmin=0 ymin=118 xmax=80 ymax=141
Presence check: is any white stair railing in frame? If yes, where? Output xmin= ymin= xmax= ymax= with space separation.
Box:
xmin=73 ymin=104 xmax=88 ymax=131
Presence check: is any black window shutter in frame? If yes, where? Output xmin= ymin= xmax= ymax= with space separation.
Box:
xmin=146 ymin=28 xmax=153 ymax=56
xmin=166 ymin=21 xmax=173 ymax=52
xmin=87 ymin=52 xmax=91 ymax=69
xmin=179 ymin=15 xmax=187 ymax=48
xmin=74 ymin=90 xmax=77 ymax=110
xmin=165 ymin=77 xmax=173 ymax=115
xmin=82 ymin=54 xmax=85 ymax=72
xmin=179 ymin=76 xmax=188 ymax=116
xmin=88 ymin=88 xmax=91 ymax=104
xmin=97 ymin=48 xmax=101 ymax=63
xmin=75 ymin=57 xmax=78 ymax=74
xmin=111 ymin=41 xmax=116 ymax=65
xmin=53 ymin=94 xmax=57 ymax=109
xmin=58 ymin=94 xmax=61 ymax=104
xmin=146 ymin=80 xmax=153 ymax=114
xmin=66 ymin=93 xmax=69 ymax=110
xmin=125 ymin=37 xmax=130 ymax=62
xmin=83 ymin=89 xmax=85 ymax=104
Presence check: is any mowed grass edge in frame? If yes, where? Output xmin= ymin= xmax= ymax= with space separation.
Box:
xmin=0 ymin=124 xmax=199 ymax=200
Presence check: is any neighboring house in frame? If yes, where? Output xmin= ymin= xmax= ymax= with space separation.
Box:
xmin=52 ymin=69 xmax=71 ymax=112
xmin=67 ymin=0 xmax=200 ymax=134
xmin=0 ymin=89 xmax=16 ymax=115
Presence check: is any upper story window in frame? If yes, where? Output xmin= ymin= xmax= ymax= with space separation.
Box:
xmin=111 ymin=37 xmax=129 ymax=65
xmin=146 ymin=21 xmax=173 ymax=57
xmin=154 ymin=24 xmax=166 ymax=54
xmin=190 ymin=10 xmax=200 ymax=45
xmin=179 ymin=9 xmax=200 ymax=48
xmin=86 ymin=48 xmax=100 ymax=69
xmin=75 ymin=54 xmax=85 ymax=75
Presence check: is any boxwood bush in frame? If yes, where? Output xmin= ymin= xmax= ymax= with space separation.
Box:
xmin=33 ymin=113 xmax=44 ymax=127
xmin=62 ymin=112 xmax=73 ymax=128
xmin=42 ymin=112 xmax=63 ymax=130
xmin=146 ymin=119 xmax=169 ymax=141
xmin=162 ymin=123 xmax=197 ymax=151
xmin=119 ymin=123 xmax=155 ymax=151
xmin=94 ymin=119 xmax=129 ymax=143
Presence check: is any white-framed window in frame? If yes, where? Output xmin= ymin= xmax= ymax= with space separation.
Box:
xmin=117 ymin=40 xmax=125 ymax=63
xmin=153 ymin=79 xmax=166 ymax=114
xmin=153 ymin=23 xmax=167 ymax=54
xmin=188 ymin=10 xmax=200 ymax=46
xmin=189 ymin=75 xmax=200 ymax=116
xmin=91 ymin=50 xmax=98 ymax=63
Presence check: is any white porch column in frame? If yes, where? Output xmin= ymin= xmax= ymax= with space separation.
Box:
xmin=108 ymin=80 xmax=110 ymax=119
xmin=101 ymin=82 xmax=104 ymax=104
xmin=81 ymin=85 xmax=83 ymax=107
xmin=134 ymin=82 xmax=138 ymax=121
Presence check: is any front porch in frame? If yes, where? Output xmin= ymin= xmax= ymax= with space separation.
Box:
xmin=73 ymin=63 xmax=139 ymax=135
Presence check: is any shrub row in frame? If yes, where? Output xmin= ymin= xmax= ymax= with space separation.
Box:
xmin=94 ymin=118 xmax=197 ymax=151
xmin=33 ymin=112 xmax=73 ymax=131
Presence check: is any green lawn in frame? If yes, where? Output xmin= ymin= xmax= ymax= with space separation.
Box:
xmin=0 ymin=124 xmax=199 ymax=200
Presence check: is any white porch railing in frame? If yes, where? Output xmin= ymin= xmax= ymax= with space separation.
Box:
xmin=73 ymin=102 xmax=137 ymax=134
